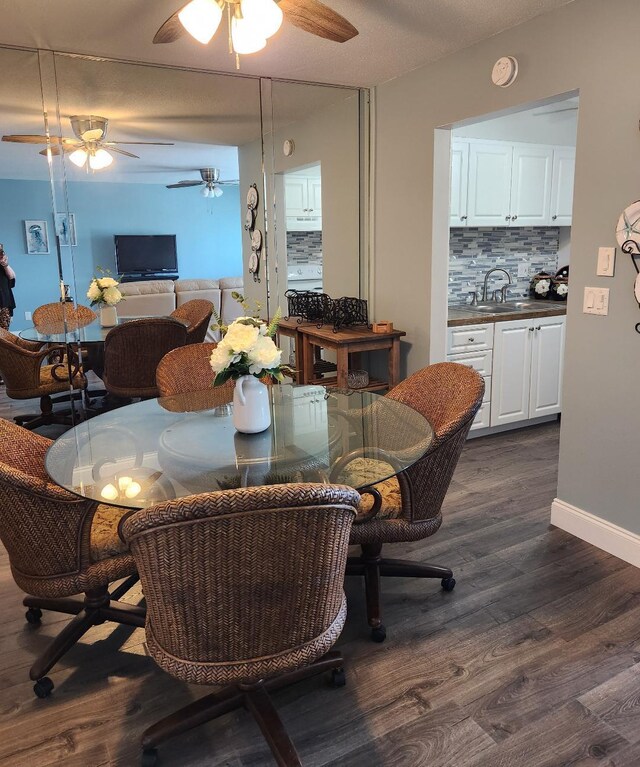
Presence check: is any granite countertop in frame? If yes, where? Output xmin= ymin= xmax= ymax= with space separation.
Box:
xmin=448 ymin=301 xmax=567 ymax=327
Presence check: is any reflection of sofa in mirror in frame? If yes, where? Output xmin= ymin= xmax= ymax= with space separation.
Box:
xmin=117 ymin=277 xmax=243 ymax=341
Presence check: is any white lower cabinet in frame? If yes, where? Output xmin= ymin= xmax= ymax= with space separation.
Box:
xmin=447 ymin=314 xmax=565 ymax=432
xmin=491 ymin=315 xmax=566 ymax=426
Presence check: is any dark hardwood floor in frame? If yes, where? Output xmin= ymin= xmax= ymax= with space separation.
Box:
xmin=1 ymin=394 xmax=640 ymax=766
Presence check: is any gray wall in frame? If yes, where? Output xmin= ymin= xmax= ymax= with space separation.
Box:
xmin=374 ymin=0 xmax=640 ymax=534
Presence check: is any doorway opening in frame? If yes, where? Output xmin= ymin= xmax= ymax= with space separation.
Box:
xmin=433 ymin=91 xmax=579 ymax=438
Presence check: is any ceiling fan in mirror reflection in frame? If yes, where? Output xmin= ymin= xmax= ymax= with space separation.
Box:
xmin=166 ymin=168 xmax=239 ymax=198
xmin=1 ymin=115 xmax=174 ymax=172
xmin=154 ymin=0 xmax=358 ymax=68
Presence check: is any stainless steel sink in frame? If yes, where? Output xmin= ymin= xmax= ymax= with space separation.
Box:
xmin=460 ymin=300 xmax=558 ymax=314
xmin=465 ymin=303 xmax=518 ymax=313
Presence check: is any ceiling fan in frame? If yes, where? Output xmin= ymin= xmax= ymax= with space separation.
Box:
xmin=166 ymin=168 xmax=239 ymax=197
xmin=2 ymin=115 xmax=174 ymax=171
xmin=154 ymin=0 xmax=358 ymax=62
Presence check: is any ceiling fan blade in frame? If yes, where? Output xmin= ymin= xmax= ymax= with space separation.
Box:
xmin=107 ymin=147 xmax=140 ymax=159
xmin=38 ymin=144 xmax=78 ymax=156
xmin=533 ymin=107 xmax=579 ymax=116
xmin=153 ymin=7 xmax=188 ymax=44
xmin=104 ymin=141 xmax=176 ymax=146
xmin=218 ymin=180 xmax=240 ymax=185
xmin=279 ymin=0 xmax=358 ymax=43
xmin=166 ymin=180 xmax=205 ymax=189
xmin=2 ymin=134 xmax=61 ymax=144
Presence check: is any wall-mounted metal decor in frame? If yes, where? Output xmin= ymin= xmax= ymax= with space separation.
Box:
xmin=245 ymin=183 xmax=261 ymax=282
xmin=615 ymin=200 xmax=640 ymax=333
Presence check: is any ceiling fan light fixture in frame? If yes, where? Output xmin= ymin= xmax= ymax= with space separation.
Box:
xmin=231 ymin=13 xmax=266 ymax=54
xmin=179 ymin=0 xmax=223 ymax=44
xmin=69 ymin=148 xmax=88 ymax=168
xmin=89 ymin=148 xmax=113 ymax=170
xmin=213 ymin=184 xmax=223 ymax=197
xmin=240 ymin=0 xmax=283 ymax=39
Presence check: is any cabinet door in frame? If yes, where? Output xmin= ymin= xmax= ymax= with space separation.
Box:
xmin=550 ymin=148 xmax=575 ymax=226
xmin=510 ymin=144 xmax=553 ymax=226
xmin=285 ymin=178 xmax=308 ymax=216
xmin=450 ymin=141 xmax=469 ymax=227
xmin=491 ymin=319 xmax=532 ymax=426
xmin=529 ymin=315 xmax=565 ymax=418
xmin=308 ymin=178 xmax=322 ymax=215
xmin=467 ymin=142 xmax=513 ymax=227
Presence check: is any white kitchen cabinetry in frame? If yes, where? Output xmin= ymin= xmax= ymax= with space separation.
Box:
xmin=285 ymin=176 xmax=322 ymax=231
xmin=450 ymin=140 xmax=469 ymax=227
xmin=549 ymin=147 xmax=575 ymax=226
xmin=466 ymin=142 xmax=513 ymax=227
xmin=446 ymin=322 xmax=494 ymax=431
xmin=452 ymin=139 xmax=574 ymax=227
xmin=491 ymin=315 xmax=565 ymax=426
xmin=509 ymin=144 xmax=554 ymax=226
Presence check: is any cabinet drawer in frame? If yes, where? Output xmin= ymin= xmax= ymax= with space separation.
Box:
xmin=447 ymin=350 xmax=493 ymax=378
xmin=447 ymin=323 xmax=493 ymax=354
xmin=470 ymin=402 xmax=490 ymax=431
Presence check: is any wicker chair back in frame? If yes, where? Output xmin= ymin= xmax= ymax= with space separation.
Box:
xmin=170 ymin=299 xmax=214 ymax=345
xmin=122 ymin=483 xmax=359 ymax=685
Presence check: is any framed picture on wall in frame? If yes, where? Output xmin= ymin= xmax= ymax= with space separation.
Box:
xmin=54 ymin=212 xmax=77 ymax=247
xmin=24 ymin=220 xmax=50 ymax=254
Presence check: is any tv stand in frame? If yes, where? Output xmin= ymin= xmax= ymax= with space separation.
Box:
xmin=121 ymin=273 xmax=179 ymax=283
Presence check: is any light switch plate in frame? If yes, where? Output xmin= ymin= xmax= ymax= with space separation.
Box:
xmin=24 ymin=311 xmax=31 ymax=321
xmin=517 ymin=263 xmax=529 ymax=278
xmin=597 ymin=247 xmax=616 ymax=276
xmin=583 ymin=287 xmax=610 ymax=315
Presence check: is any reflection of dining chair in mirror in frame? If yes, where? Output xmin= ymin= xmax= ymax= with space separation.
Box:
xmin=170 ymin=299 xmax=213 ymax=344
xmin=156 ymin=342 xmax=233 ymax=397
xmin=102 ymin=317 xmax=187 ymax=400
xmin=121 ymin=483 xmax=360 ymax=767
xmin=32 ymin=302 xmax=96 ymax=332
xmin=0 ymin=328 xmax=86 ymax=429
xmin=333 ymin=363 xmax=485 ymax=642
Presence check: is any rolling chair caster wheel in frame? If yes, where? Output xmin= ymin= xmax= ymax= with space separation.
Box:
xmin=25 ymin=607 xmax=43 ymax=625
xmin=370 ymin=625 xmax=387 ymax=643
xmin=329 ymin=667 xmax=346 ymax=688
xmin=33 ymin=677 xmax=54 ymax=698
xmin=441 ymin=577 xmax=456 ymax=592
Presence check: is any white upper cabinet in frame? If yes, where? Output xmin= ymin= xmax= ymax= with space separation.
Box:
xmin=510 ymin=144 xmax=554 ymax=226
xmin=549 ymin=147 xmax=575 ymax=226
xmin=467 ymin=142 xmax=513 ymax=227
xmin=285 ymin=176 xmax=322 ymax=231
xmin=285 ymin=177 xmax=308 ymax=217
xmin=308 ymin=178 xmax=322 ymax=216
xmin=451 ymin=139 xmax=575 ymax=228
xmin=450 ymin=140 xmax=469 ymax=227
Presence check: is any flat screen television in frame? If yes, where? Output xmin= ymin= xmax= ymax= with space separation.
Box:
xmin=114 ymin=235 xmax=178 ymax=276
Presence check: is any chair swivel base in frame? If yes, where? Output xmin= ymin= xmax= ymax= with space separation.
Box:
xmin=347 ymin=545 xmax=455 ymax=642
xmin=140 ymin=651 xmax=346 ymax=767
xmin=13 ymin=392 xmax=83 ymax=431
xmin=23 ymin=575 xmax=143 ymax=698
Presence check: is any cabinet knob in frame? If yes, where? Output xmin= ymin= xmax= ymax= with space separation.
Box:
xmin=552 ymin=215 xmax=558 ymax=220
xmin=512 ymin=215 xmax=518 ymax=221
xmin=536 ymin=326 xmax=541 ymax=331
xmin=468 ymin=337 xmax=475 ymax=342
xmin=529 ymin=327 xmax=535 ymax=332
xmin=505 ymin=215 xmax=511 ymax=221
xmin=460 ymin=215 xmax=467 ymax=221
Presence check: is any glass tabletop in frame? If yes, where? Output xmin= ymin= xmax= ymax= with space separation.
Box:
xmin=20 ymin=315 xmax=186 ymax=344
xmin=45 ymin=384 xmax=433 ymax=509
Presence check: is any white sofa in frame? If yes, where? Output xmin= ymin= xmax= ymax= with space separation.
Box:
xmin=117 ymin=277 xmax=244 ymax=341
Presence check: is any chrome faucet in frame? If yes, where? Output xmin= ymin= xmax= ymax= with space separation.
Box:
xmin=481 ymin=268 xmax=513 ymax=302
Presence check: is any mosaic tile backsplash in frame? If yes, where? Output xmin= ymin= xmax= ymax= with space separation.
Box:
xmin=449 ymin=227 xmax=560 ymax=305
xmin=287 ymin=230 xmax=323 ymax=265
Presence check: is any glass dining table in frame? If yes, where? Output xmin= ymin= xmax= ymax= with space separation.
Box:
xmin=45 ymin=384 xmax=433 ymax=509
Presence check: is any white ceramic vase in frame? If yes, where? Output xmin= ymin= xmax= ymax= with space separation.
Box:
xmin=233 ymin=375 xmax=271 ymax=434
xmin=100 ymin=305 xmax=118 ymax=327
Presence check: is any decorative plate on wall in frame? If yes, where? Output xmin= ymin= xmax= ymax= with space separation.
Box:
xmin=248 ymin=252 xmax=259 ymax=274
xmin=615 ymin=200 xmax=640 ymax=253
xmin=246 ymin=185 xmax=259 ymax=210
xmin=251 ymin=228 xmax=262 ymax=251
xmin=245 ymin=208 xmax=254 ymax=230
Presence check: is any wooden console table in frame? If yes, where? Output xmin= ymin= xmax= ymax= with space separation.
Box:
xmin=298 ymin=325 xmax=405 ymax=391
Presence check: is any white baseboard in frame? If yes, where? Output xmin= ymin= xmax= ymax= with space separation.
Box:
xmin=551 ymin=498 xmax=640 ymax=568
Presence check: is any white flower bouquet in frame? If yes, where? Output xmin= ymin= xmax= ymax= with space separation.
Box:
xmin=87 ymin=269 xmax=123 ymax=307
xmin=209 ymin=309 xmax=294 ymax=386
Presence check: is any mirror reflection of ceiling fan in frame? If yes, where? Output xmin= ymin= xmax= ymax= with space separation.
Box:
xmin=166 ymin=168 xmax=239 ymax=197
xmin=2 ymin=115 xmax=174 ymax=171
xmin=154 ymin=0 xmax=358 ymax=63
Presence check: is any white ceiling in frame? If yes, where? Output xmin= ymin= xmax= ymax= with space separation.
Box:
xmin=0 ymin=0 xmax=577 ymax=87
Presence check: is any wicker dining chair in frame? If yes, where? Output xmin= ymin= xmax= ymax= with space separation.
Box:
xmin=102 ymin=317 xmax=187 ymax=400
xmin=170 ymin=299 xmax=214 ymax=345
xmin=334 ymin=362 xmax=484 ymax=642
xmin=156 ymin=342 xmax=228 ymax=397
xmin=0 ymin=418 xmax=144 ymax=698
xmin=0 ymin=328 xmax=86 ymax=429
xmin=121 ymin=483 xmax=359 ymax=767
xmin=32 ymin=302 xmax=97 ymax=332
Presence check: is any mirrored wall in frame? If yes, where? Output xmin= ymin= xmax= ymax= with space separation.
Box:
xmin=0 ymin=43 xmax=367 ymax=421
